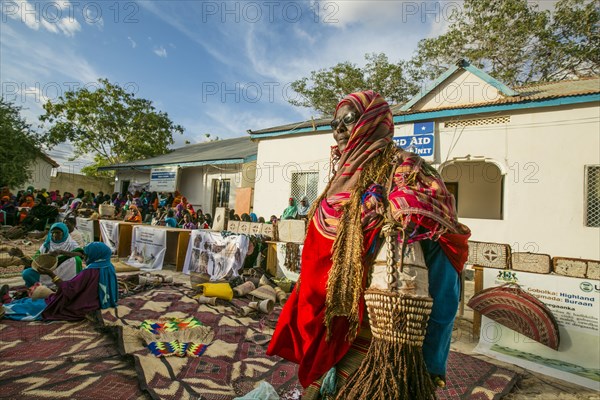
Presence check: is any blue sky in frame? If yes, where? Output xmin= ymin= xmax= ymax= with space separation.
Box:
xmin=0 ymin=0 xmax=553 ymax=172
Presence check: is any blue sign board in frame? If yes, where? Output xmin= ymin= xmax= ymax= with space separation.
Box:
xmin=393 ymin=134 xmax=434 ymax=157
xmin=413 ymin=121 xmax=434 ymax=135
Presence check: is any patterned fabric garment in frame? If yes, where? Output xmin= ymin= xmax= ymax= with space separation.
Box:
xmin=268 ymin=91 xmax=471 ymax=390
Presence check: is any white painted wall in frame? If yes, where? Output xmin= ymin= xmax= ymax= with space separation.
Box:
xmin=15 ymin=157 xmax=54 ymax=191
xmin=254 ymin=103 xmax=600 ymax=260
xmin=418 ymin=69 xmax=502 ymax=111
xmin=252 ymin=133 xmax=334 ymax=219
xmin=433 ymin=103 xmax=599 ymax=259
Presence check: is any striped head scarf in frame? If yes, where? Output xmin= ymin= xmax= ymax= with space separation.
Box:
xmin=327 ymin=90 xmax=394 ymax=198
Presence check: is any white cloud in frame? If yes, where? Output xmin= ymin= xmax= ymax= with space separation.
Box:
xmin=127 ymin=36 xmax=137 ymax=48
xmin=57 ymin=17 xmax=81 ymax=36
xmin=2 ymin=0 xmax=82 ymax=36
xmin=153 ymin=46 xmax=168 ymax=58
xmin=84 ymin=6 xmax=104 ymax=29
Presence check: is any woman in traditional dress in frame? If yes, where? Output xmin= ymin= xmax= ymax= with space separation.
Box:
xmin=267 ymin=91 xmax=471 ymax=398
xmin=22 ymin=222 xmax=85 ymax=288
xmin=281 ymin=198 xmax=298 ymax=220
xmin=297 ymin=196 xmax=310 ymax=218
xmin=4 ymin=242 xmax=118 ymax=321
xmin=124 ymin=205 xmax=142 ymax=223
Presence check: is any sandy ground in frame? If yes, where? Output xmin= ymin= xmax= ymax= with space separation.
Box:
xmin=1 ymin=234 xmax=599 ymax=399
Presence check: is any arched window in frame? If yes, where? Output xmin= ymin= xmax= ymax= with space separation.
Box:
xmin=440 ymin=158 xmax=504 ymax=220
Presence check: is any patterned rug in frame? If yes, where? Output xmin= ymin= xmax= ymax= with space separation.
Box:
xmin=98 ymin=286 xmax=302 ymax=400
xmin=97 ymin=286 xmax=518 ymax=400
xmin=0 ymin=318 xmax=148 ymax=399
xmin=441 ymin=352 xmax=518 ymax=399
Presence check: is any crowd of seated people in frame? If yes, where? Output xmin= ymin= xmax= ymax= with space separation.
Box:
xmin=0 ymin=185 xmax=314 ymax=234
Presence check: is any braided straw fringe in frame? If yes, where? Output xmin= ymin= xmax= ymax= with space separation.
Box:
xmin=336 ymin=290 xmax=436 ymax=400
xmin=335 ymin=338 xmax=436 ymax=400
xmin=323 ymin=143 xmax=398 ymax=341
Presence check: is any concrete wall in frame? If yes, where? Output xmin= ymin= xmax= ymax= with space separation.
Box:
xmin=253 ymin=102 xmax=600 ymax=260
xmin=50 ymin=172 xmax=114 ymax=196
xmin=14 ymin=157 xmax=54 ymax=192
xmin=253 ymin=133 xmax=333 ymax=219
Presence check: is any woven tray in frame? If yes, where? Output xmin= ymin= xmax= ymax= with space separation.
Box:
xmin=468 ymin=284 xmax=560 ymax=350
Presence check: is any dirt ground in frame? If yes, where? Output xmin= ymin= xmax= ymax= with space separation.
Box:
xmin=1 ymin=234 xmax=599 ymax=399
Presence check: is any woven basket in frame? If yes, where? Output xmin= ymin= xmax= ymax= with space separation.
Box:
xmin=337 ymin=227 xmax=436 ymax=399
xmin=468 ymin=284 xmax=560 ymax=350
xmin=32 ymin=254 xmax=58 ymax=273
xmin=99 ymin=203 xmax=116 ymax=217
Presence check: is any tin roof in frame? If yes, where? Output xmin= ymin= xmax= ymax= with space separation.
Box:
xmin=98 ymin=136 xmax=257 ymax=170
xmin=248 ymin=76 xmax=599 ymax=137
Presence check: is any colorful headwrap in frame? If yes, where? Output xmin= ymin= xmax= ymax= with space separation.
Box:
xmin=326 ymin=90 xmax=394 ymax=198
xmin=84 ymin=242 xmax=118 ymax=309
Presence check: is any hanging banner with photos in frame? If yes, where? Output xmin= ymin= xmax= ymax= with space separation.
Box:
xmin=75 ymin=217 xmax=95 ymax=246
xmin=183 ymin=230 xmax=249 ymax=281
xmin=99 ymin=220 xmax=119 ymax=254
xmin=125 ymin=226 xmax=167 ymax=271
xmin=475 ymin=269 xmax=600 ymax=390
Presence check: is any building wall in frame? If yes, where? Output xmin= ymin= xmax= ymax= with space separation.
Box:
xmin=424 ymin=103 xmax=598 ymax=259
xmin=253 ymin=133 xmax=333 ymax=219
xmin=253 ymin=102 xmax=600 ymax=260
xmin=15 ymin=157 xmax=54 ymax=192
xmin=114 ymin=170 xmax=150 ymax=193
xmin=50 ymin=172 xmax=114 ymax=196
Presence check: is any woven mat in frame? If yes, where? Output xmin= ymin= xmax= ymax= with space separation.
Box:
xmin=98 ymin=286 xmax=302 ymax=400
xmin=0 ymin=264 xmax=23 ymax=279
xmin=440 ymin=352 xmax=518 ymax=399
xmin=0 ymin=319 xmax=148 ymax=399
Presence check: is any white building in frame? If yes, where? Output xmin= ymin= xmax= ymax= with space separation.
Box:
xmin=100 ymin=137 xmax=257 ymax=217
xmin=15 ymin=152 xmax=59 ymax=192
xmin=249 ymin=60 xmax=600 ymax=260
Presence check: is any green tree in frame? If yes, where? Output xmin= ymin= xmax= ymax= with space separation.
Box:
xmin=39 ymin=78 xmax=184 ymax=176
xmin=409 ymin=0 xmax=599 ymax=86
xmin=289 ymin=53 xmax=417 ymax=116
xmin=0 ymin=98 xmax=43 ymax=188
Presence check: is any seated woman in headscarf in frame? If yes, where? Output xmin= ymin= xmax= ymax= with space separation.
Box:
xmin=22 ymin=222 xmax=85 ymax=288
xmin=3 ymin=242 xmax=118 ymax=321
xmin=19 ymin=197 xmax=59 ymax=231
xmin=181 ymin=213 xmax=197 ymax=229
xmin=249 ymin=213 xmax=259 ymax=222
xmin=297 ymin=196 xmax=310 ymax=219
xmin=124 ymin=205 xmax=142 ymax=223
xmin=267 ymin=91 xmax=470 ymax=399
xmin=281 ymin=197 xmax=298 ymax=220
xmin=18 ymin=194 xmax=36 ymax=222
xmin=164 ymin=209 xmax=178 ymax=228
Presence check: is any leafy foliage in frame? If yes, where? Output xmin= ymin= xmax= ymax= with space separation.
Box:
xmin=0 ymin=98 xmax=43 ymax=188
xmin=289 ymin=0 xmax=599 ymax=114
xmin=39 ymin=79 xmax=184 ymax=176
xmin=409 ymin=0 xmax=599 ymax=86
xmin=289 ymin=53 xmax=417 ymax=116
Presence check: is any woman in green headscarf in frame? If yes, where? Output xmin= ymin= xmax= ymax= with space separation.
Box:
xmin=22 ymin=222 xmax=85 ymax=288
xmin=281 ymin=197 xmax=298 ymax=220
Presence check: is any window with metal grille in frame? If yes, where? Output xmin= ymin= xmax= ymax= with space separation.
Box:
xmin=290 ymin=172 xmax=319 ymax=205
xmin=585 ymin=165 xmax=600 ymax=227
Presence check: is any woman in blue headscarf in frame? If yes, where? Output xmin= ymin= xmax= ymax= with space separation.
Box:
xmin=3 ymin=242 xmax=118 ymax=321
xmin=22 ymin=222 xmax=84 ymax=288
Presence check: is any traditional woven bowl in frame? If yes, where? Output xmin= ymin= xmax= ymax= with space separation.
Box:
xmin=31 ymin=254 xmax=58 ymax=273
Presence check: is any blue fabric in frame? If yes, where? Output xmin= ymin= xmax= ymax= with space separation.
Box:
xmin=165 ymin=217 xmax=177 ymax=227
xmin=83 ymin=242 xmax=118 ymax=309
xmin=249 ymin=213 xmax=258 ymax=222
xmin=43 ymin=222 xmax=69 ymax=251
xmin=3 ymin=298 xmax=47 ymax=321
xmin=420 ymin=238 xmax=460 ymax=376
xmin=22 ymin=268 xmax=41 ymax=288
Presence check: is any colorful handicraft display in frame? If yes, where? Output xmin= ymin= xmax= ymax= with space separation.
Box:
xmin=139 ymin=316 xmax=214 ymax=357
